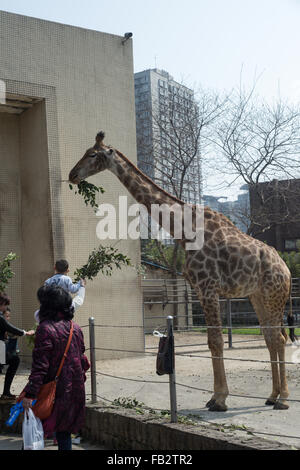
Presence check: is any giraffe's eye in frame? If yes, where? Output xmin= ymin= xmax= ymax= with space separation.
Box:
xmin=90 ymin=153 xmax=97 ymax=158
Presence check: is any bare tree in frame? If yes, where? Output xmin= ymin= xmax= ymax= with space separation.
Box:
xmin=211 ymin=84 xmax=300 ymax=237
xmin=138 ymin=83 xmax=228 ymax=265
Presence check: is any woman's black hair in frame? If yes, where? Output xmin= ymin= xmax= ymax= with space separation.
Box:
xmin=38 ymin=285 xmax=74 ymax=323
xmin=37 ymin=286 xmax=47 ymax=304
xmin=0 ymin=293 xmax=10 ymax=306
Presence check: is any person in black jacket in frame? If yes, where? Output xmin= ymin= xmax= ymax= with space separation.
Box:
xmin=0 ymin=293 xmax=34 ymax=401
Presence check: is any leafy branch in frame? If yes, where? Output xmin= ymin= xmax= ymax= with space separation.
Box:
xmin=74 ymin=245 xmax=131 ymax=282
xmin=0 ymin=253 xmax=17 ymax=293
xmin=69 ymin=181 xmax=105 ymax=213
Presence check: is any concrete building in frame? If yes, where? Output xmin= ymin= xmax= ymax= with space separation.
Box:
xmin=0 ymin=11 xmax=143 ymax=359
xmin=203 ymin=185 xmax=250 ymax=233
xmin=249 ymin=178 xmax=300 ymax=251
xmin=134 ymin=69 xmax=201 ymax=206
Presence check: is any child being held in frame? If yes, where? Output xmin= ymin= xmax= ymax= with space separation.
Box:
xmin=45 ymin=259 xmax=84 ymax=294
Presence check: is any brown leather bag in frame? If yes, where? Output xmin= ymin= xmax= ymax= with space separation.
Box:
xmin=19 ymin=322 xmax=74 ymax=420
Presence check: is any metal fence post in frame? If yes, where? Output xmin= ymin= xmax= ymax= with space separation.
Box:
xmin=167 ymin=315 xmax=177 ymax=423
xmin=226 ymin=300 xmax=233 ymax=348
xmin=89 ymin=317 xmax=97 ymax=404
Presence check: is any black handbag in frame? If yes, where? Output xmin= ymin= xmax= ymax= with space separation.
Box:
xmin=156 ymin=335 xmax=174 ymax=375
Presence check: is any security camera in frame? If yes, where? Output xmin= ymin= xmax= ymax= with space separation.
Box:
xmin=122 ymin=32 xmax=133 ymax=44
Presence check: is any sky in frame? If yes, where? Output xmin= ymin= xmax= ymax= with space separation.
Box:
xmin=1 ymin=0 xmax=300 ymax=199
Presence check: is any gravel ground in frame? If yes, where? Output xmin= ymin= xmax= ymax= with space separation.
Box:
xmin=3 ymin=332 xmax=300 ymax=450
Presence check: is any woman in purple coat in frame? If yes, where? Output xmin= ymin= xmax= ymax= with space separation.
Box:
xmin=22 ymin=286 xmax=90 ymax=451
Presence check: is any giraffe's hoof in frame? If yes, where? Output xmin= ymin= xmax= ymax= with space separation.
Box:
xmin=208 ymin=402 xmax=228 ymax=412
xmin=205 ymin=398 xmax=216 ymax=408
xmin=273 ymin=401 xmax=289 ymax=410
xmin=265 ymin=399 xmax=276 ymax=406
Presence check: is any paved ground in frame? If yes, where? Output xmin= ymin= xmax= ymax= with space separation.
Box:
xmin=2 ymin=332 xmax=300 ymax=450
xmin=0 ymin=433 xmax=106 ymax=450
xmin=91 ymin=332 xmax=300 ymax=449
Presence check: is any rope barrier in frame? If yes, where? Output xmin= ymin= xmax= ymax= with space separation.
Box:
xmin=13 ymin=312 xmax=300 ymax=447
xmin=175 ymin=382 xmax=300 ymax=403
xmin=86 ymin=347 xmax=156 ymax=355
xmin=88 ymin=323 xmax=300 ymax=330
xmin=175 ymin=351 xmax=298 ymax=365
xmin=96 ymin=371 xmax=169 ymax=384
xmin=145 ymin=337 xmax=266 ymax=349
xmin=82 ymin=345 xmax=300 ymax=366
xmin=91 ymin=369 xmax=300 ymax=403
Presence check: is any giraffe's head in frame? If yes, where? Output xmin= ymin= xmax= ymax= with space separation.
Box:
xmin=69 ymin=131 xmax=116 ymax=184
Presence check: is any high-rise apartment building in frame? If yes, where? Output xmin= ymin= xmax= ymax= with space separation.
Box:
xmin=134 ymin=69 xmax=201 ymax=207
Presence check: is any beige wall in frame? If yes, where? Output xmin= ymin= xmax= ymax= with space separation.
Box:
xmin=0 ymin=114 xmax=22 ymax=327
xmin=0 ymin=11 xmax=143 ymax=358
xmin=19 ymin=101 xmax=54 ymax=331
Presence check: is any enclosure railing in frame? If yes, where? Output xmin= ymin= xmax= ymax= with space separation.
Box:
xmin=14 ymin=313 xmax=300 ymax=443
xmin=83 ymin=315 xmax=300 ymax=443
xmin=142 ymin=277 xmax=300 ymax=347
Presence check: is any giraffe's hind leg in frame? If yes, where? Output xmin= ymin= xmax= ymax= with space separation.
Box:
xmin=250 ymin=293 xmax=289 ymax=410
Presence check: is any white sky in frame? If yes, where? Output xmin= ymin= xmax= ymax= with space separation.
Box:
xmin=1 ymin=0 xmax=300 ymax=199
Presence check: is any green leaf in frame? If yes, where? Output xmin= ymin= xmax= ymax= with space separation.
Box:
xmin=69 ymin=181 xmax=105 ymax=213
xmin=74 ymin=245 xmax=131 ymax=282
xmin=0 ymin=253 xmax=17 ymax=293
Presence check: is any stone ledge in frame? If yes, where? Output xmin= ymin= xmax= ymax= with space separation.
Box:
xmin=82 ymin=404 xmax=292 ymax=451
xmin=0 ymin=402 xmax=292 ymax=450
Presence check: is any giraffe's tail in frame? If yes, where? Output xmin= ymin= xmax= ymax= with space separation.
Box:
xmin=286 ymin=277 xmax=297 ymax=343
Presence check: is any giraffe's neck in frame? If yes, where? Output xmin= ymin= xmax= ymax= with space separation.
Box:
xmin=109 ymin=149 xmax=185 ymax=240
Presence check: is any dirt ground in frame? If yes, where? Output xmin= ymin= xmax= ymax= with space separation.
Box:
xmin=4 ymin=332 xmax=300 ymax=450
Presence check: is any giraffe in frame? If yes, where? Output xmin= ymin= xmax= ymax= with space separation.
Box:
xmin=69 ymin=131 xmax=296 ymax=412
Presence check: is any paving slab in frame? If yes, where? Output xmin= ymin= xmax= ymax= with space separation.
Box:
xmin=0 ymin=433 xmax=106 ymax=450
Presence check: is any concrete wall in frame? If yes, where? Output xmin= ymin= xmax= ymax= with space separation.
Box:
xmin=0 ymin=402 xmax=291 ymax=450
xmin=82 ymin=405 xmax=291 ymax=451
xmin=0 ymin=114 xmax=22 ymax=328
xmin=0 ymin=11 xmax=143 ymax=358
xmin=20 ymin=101 xmax=54 ymax=332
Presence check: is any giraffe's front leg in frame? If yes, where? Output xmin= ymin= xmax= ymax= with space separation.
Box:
xmin=206 ymin=327 xmax=229 ymax=411
xmin=203 ymin=298 xmax=229 ymax=412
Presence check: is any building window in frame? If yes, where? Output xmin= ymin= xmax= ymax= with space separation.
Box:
xmin=284 ymin=239 xmax=300 ymax=250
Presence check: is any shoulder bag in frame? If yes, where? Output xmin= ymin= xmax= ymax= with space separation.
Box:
xmin=19 ymin=321 xmax=74 ymax=420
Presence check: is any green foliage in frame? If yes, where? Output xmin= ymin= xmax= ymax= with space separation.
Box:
xmin=25 ymin=324 xmax=37 ymax=351
xmin=112 ymin=397 xmax=197 ymax=424
xmin=142 ymin=240 xmax=185 ymax=273
xmin=0 ymin=253 xmax=17 ymax=293
xmin=278 ymin=250 xmax=300 ymax=278
xmin=112 ymin=397 xmax=145 ymax=414
xmin=74 ymin=245 xmax=131 ymax=282
xmin=69 ymin=181 xmax=105 ymax=213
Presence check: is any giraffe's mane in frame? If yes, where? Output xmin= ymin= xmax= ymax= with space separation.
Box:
xmin=113 ymin=149 xmax=242 ymax=231
xmin=114 ymin=148 xmax=185 ymax=206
